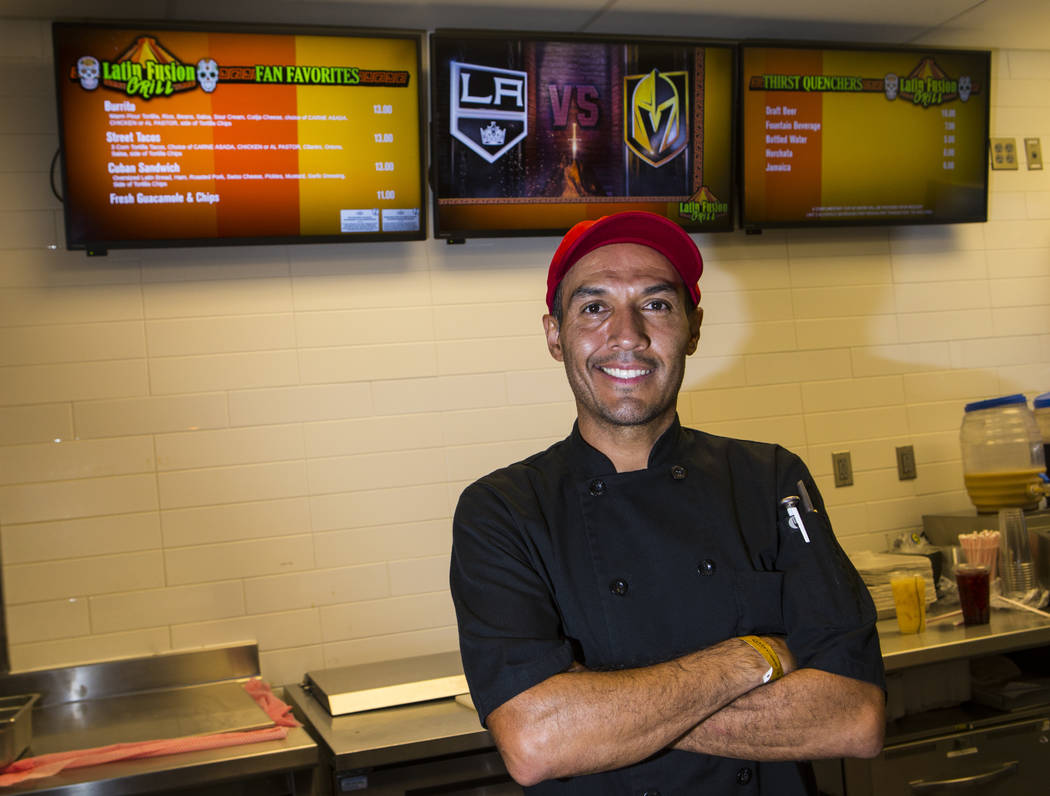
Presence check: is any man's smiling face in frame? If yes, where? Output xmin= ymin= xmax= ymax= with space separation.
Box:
xmin=544 ymin=242 xmax=701 ymax=439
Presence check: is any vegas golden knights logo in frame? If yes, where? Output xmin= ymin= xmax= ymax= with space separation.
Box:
xmin=624 ymin=69 xmax=689 ymax=168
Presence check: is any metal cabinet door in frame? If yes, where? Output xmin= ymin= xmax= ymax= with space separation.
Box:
xmin=845 ymin=715 xmax=1050 ymax=795
xmin=334 ymin=748 xmax=521 ymax=795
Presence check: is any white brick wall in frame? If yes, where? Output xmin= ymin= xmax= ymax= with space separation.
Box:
xmin=1 ymin=16 xmax=1048 ymax=686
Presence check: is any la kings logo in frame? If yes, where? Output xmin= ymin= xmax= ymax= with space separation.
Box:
xmin=450 ymin=61 xmax=527 ymax=164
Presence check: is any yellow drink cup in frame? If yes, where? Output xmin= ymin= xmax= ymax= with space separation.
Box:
xmin=890 ymin=573 xmax=926 ymax=634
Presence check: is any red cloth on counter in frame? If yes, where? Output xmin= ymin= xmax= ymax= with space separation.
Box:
xmin=244 ymin=677 xmax=300 ymax=727
xmin=0 ymin=678 xmax=299 ymax=787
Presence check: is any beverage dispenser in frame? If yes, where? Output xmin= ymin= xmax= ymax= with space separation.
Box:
xmin=959 ymin=394 xmax=1048 ymax=513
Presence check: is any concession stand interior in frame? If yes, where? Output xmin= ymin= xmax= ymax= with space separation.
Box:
xmin=1 ymin=0 xmax=1050 ymax=793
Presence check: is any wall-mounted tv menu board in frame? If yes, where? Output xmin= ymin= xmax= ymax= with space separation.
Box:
xmin=53 ymin=22 xmax=426 ymax=253
xmin=431 ymin=30 xmax=735 ymax=239
xmin=739 ymin=43 xmax=990 ymax=230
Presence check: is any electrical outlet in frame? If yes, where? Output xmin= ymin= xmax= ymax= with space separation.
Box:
xmin=832 ymin=451 xmax=853 ymax=487
xmin=896 ymin=445 xmax=917 ymax=480
xmin=1025 ymin=138 xmax=1043 ymax=170
xmin=990 ymin=138 xmax=1018 ymax=170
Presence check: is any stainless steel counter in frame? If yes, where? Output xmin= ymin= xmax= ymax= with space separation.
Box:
xmin=7 ymin=610 xmax=1046 ymax=793
xmin=0 ymin=644 xmax=317 ymax=795
xmin=285 ymin=684 xmax=490 ymax=771
xmin=287 ymin=606 xmax=1050 ymax=777
xmin=877 ymin=605 xmax=1050 ymax=671
xmin=3 ymin=724 xmax=317 ymax=795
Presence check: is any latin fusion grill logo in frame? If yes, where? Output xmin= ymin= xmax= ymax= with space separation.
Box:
xmin=883 ymin=58 xmax=975 ymax=106
xmin=679 ymin=187 xmax=728 ymax=223
xmin=751 ymin=56 xmax=980 ymax=109
xmin=449 ymin=61 xmax=528 ymax=164
xmin=625 ymin=69 xmax=689 ymax=168
xmin=70 ymin=35 xmax=410 ymax=100
xmin=70 ymin=37 xmax=206 ymax=99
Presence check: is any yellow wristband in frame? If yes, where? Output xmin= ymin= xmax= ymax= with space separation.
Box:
xmin=738 ymin=635 xmax=784 ymax=683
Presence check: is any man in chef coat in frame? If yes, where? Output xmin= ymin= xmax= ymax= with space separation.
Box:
xmin=450 ymin=211 xmax=886 ymax=795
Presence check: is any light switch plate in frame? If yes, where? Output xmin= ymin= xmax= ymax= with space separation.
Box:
xmin=896 ymin=445 xmax=917 ymax=480
xmin=990 ymin=138 xmax=1018 ymax=170
xmin=1025 ymin=138 xmax=1043 ymax=170
xmin=832 ymin=451 xmax=853 ymax=488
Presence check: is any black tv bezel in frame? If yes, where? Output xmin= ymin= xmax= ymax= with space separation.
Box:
xmin=736 ymin=40 xmax=992 ymax=232
xmin=429 ymin=28 xmax=738 ymax=242
xmin=52 ymin=19 xmax=429 ymax=254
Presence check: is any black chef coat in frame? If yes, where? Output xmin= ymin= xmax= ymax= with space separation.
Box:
xmin=450 ymin=417 xmax=884 ymax=795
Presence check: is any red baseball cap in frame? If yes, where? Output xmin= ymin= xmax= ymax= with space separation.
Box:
xmin=545 ymin=211 xmax=703 ymax=313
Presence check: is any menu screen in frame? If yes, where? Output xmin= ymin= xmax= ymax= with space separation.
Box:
xmin=431 ymin=32 xmax=735 ymax=238
xmin=740 ymin=44 xmax=990 ymax=229
xmin=53 ymin=23 xmax=426 ymax=251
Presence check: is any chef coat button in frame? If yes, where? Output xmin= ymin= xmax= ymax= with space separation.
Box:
xmin=588 ymin=479 xmax=606 ymax=496
xmin=609 ymin=578 xmax=628 ymax=596
xmin=736 ymin=767 xmax=753 ymax=785
xmin=698 ymin=559 xmax=716 ymax=576
xmin=670 ymin=464 xmax=687 ymax=480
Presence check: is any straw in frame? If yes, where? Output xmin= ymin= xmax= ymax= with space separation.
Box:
xmin=958 ymin=529 xmax=1000 ymax=576
xmin=992 ymin=594 xmax=1050 ymax=617
xmin=925 ymin=609 xmax=963 ymax=624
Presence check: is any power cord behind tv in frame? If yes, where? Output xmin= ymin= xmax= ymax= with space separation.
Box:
xmin=50 ymin=148 xmax=63 ymax=202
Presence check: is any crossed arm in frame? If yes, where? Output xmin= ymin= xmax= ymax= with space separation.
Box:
xmin=486 ymin=635 xmax=885 ymax=788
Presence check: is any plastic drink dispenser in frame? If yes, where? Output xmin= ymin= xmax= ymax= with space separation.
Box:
xmin=959 ymin=394 xmax=1047 ymax=513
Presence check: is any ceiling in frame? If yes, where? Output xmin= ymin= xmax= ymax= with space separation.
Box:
xmin=5 ymin=0 xmax=1048 ymax=50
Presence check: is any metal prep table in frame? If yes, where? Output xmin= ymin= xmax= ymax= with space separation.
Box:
xmin=877 ymin=604 xmax=1050 ymax=672
xmin=287 ymin=609 xmax=1050 ymax=795
xmin=829 ymin=607 xmax=1050 ymax=795
xmin=0 ymin=642 xmax=318 ymax=795
xmin=285 ymin=678 xmax=515 ymax=795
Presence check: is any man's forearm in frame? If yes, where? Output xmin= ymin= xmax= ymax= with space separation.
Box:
xmin=486 ymin=636 xmax=789 ymax=787
xmin=673 ymin=668 xmax=885 ymax=761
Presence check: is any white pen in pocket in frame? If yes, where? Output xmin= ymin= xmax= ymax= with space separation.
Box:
xmin=779 ymin=496 xmax=811 ymax=543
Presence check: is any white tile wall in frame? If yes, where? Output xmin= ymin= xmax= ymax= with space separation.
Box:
xmin=244 ymin=563 xmax=389 ymax=615
xmin=157 ymin=461 xmax=309 ymax=509
xmin=228 ymin=382 xmax=373 ymax=426
xmin=312 ymin=520 xmax=452 ymax=568
xmin=156 ymin=425 xmax=305 ymax=471
xmin=389 ymin=555 xmax=452 ymax=596
xmin=319 ymin=592 xmax=456 ymax=642
xmin=309 ymin=483 xmax=450 ymax=532
xmin=164 ymin=534 xmax=314 ymax=585
xmin=0 ymin=404 xmax=73 ymax=446
xmin=0 ymin=474 xmax=159 ymax=525
xmin=74 ymin=394 xmax=228 ymax=439
xmin=147 ymin=315 xmax=298 ymax=357
xmin=171 ymin=608 xmax=322 ymax=653
xmin=1 ymin=12 xmax=1049 ymax=688
xmin=321 ymin=625 xmax=460 ymax=670
xmin=1 ymin=361 xmax=150 ymax=406
xmin=89 ymin=581 xmax=246 ymax=634
xmin=3 ymin=512 xmax=161 ymax=563
xmin=0 ymin=321 xmax=146 ymax=367
xmin=7 ymin=598 xmax=90 ymax=644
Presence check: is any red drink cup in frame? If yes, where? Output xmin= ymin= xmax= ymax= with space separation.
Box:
xmin=956 ymin=564 xmax=990 ymax=625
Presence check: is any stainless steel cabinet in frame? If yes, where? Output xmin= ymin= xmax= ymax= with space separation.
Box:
xmin=333 ymin=748 xmax=520 ymax=795
xmin=844 ymin=711 xmax=1050 ymax=795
